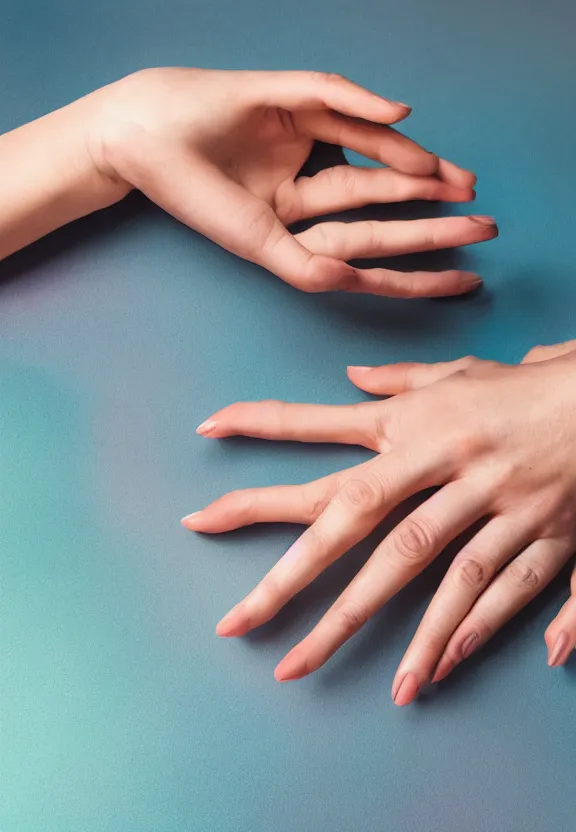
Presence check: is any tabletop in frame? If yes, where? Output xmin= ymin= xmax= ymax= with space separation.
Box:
xmin=1 ymin=1 xmax=576 ymax=830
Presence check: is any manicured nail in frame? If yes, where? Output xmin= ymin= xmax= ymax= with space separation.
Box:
xmin=462 ymin=272 xmax=483 ymax=286
xmin=347 ymin=366 xmax=373 ymax=373
xmin=392 ymin=100 xmax=410 ymax=108
xmin=216 ymin=604 xmax=246 ymax=637
xmin=181 ymin=511 xmax=202 ymax=529
xmin=469 ymin=215 xmax=497 ymax=226
xmin=274 ymin=648 xmax=306 ymax=682
xmin=431 ymin=656 xmax=455 ymax=684
xmin=196 ymin=419 xmax=218 ymax=436
xmin=548 ymin=631 xmax=572 ymax=667
xmin=461 ymin=632 xmax=479 ymax=659
xmin=392 ymin=671 xmax=420 ymax=706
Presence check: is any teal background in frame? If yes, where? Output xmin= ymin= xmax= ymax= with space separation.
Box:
xmin=1 ymin=1 xmax=576 ymax=830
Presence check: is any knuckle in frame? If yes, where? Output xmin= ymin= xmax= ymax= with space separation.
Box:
xmin=300 ymin=485 xmax=331 ymax=525
xmin=339 ymin=474 xmax=385 ymax=511
xmin=310 ymin=70 xmax=346 ymax=85
xmin=453 ymin=556 xmax=487 ymax=590
xmin=458 ymin=355 xmax=480 ymax=371
xmin=507 ymin=559 xmax=542 ymax=590
xmin=333 ymin=601 xmax=369 ymax=635
xmin=393 ymin=515 xmax=438 ymax=562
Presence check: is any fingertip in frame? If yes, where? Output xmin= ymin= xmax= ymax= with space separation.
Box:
xmin=196 ymin=419 xmax=219 ymax=437
xmin=347 ymin=365 xmax=375 ymax=376
xmin=274 ymin=647 xmax=308 ymax=682
xmin=386 ymin=102 xmax=412 ymax=124
xmin=431 ymin=655 xmax=455 ymax=684
xmin=181 ymin=512 xmax=202 ymax=530
xmin=392 ymin=671 xmax=420 ymax=706
xmin=216 ymin=605 xmax=248 ymax=638
xmin=437 ymin=158 xmax=477 ymax=189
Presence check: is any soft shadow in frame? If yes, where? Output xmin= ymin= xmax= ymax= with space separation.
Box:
xmin=0 ymin=191 xmax=151 ymax=289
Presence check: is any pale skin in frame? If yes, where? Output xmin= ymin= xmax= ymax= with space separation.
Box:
xmin=183 ymin=341 xmax=576 ymax=704
xmin=2 ymin=66 xmax=573 ymax=701
xmin=0 ymin=67 xmax=497 ymax=295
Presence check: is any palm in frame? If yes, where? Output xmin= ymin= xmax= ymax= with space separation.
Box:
xmin=208 ymin=106 xmax=313 ymax=211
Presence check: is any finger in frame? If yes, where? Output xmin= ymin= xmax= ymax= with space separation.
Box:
xmin=341 ymin=268 xmax=482 ymax=298
xmin=253 ymin=70 xmax=412 ymax=124
xmin=218 ymin=452 xmax=434 ymax=639
xmin=274 ymin=479 xmax=482 ymax=682
xmin=295 ymin=215 xmax=498 ymax=260
xmin=299 ymin=110 xmax=439 ymax=176
xmin=432 ymin=538 xmax=572 ymax=684
xmin=347 ymin=356 xmax=480 ymax=395
xmin=196 ymin=399 xmax=386 ymax=451
xmin=437 ymin=158 xmax=477 ymax=190
xmin=287 ymin=166 xmax=474 ymax=224
xmin=545 ymin=561 xmax=576 ymax=667
xmin=522 ymin=340 xmax=576 ymax=364
xmin=181 ymin=462 xmax=370 ymax=533
xmin=393 ymin=515 xmax=534 ymax=699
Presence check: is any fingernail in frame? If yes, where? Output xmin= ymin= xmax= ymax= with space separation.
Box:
xmin=216 ymin=604 xmax=246 ymax=637
xmin=347 ymin=365 xmax=373 ymax=372
xmin=431 ymin=656 xmax=455 ymax=684
xmin=392 ymin=671 xmax=420 ymax=706
xmin=392 ymin=100 xmax=410 ymax=108
xmin=181 ymin=511 xmax=202 ymax=529
xmin=471 ymin=189 xmax=477 ymax=201
xmin=196 ymin=419 xmax=218 ymax=436
xmin=275 ymin=648 xmax=306 ymax=682
xmin=461 ymin=632 xmax=479 ymax=659
xmin=463 ymin=272 xmax=483 ymax=286
xmin=548 ymin=631 xmax=572 ymax=667
xmin=469 ymin=215 xmax=497 ymax=226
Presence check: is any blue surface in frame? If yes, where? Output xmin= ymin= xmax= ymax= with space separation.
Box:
xmin=1 ymin=1 xmax=576 ymax=830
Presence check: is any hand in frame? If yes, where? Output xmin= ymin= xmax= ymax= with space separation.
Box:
xmin=183 ymin=339 xmax=576 ymax=703
xmin=90 ymin=67 xmax=496 ymax=296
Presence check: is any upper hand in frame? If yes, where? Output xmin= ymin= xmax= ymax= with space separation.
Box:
xmin=183 ymin=340 xmax=576 ymax=703
xmin=89 ymin=67 xmax=497 ymax=296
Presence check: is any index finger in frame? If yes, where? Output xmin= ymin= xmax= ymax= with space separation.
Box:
xmin=251 ymin=70 xmax=412 ymax=124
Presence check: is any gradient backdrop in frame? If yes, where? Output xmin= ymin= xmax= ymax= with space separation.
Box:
xmin=1 ymin=1 xmax=576 ymax=830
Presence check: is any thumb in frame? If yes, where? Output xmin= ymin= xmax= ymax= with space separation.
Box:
xmin=136 ymin=149 xmax=353 ymax=293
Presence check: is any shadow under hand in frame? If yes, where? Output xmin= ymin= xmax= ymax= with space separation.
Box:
xmin=224 ymin=482 xmax=574 ymax=698
xmin=0 ymin=191 xmax=151 ymax=289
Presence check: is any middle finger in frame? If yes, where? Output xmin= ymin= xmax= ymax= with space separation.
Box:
xmin=295 ymin=215 xmax=498 ymax=261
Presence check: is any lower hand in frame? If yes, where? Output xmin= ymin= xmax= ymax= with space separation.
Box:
xmin=183 ymin=340 xmax=576 ymax=703
xmin=89 ymin=67 xmax=496 ymax=296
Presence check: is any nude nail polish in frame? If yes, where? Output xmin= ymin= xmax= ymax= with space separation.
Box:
xmin=216 ymin=605 xmax=245 ymax=637
xmin=469 ymin=215 xmax=497 ymax=226
xmin=181 ymin=512 xmax=202 ymax=528
xmin=196 ymin=419 xmax=218 ymax=436
xmin=548 ymin=631 xmax=572 ymax=667
xmin=274 ymin=648 xmax=305 ymax=682
xmin=461 ymin=632 xmax=479 ymax=659
xmin=392 ymin=672 xmax=420 ymax=706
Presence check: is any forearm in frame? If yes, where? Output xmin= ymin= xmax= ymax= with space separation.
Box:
xmin=0 ymin=92 xmax=128 ymax=262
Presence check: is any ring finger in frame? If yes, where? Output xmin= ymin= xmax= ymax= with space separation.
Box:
xmin=431 ymin=537 xmax=573 ymax=688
